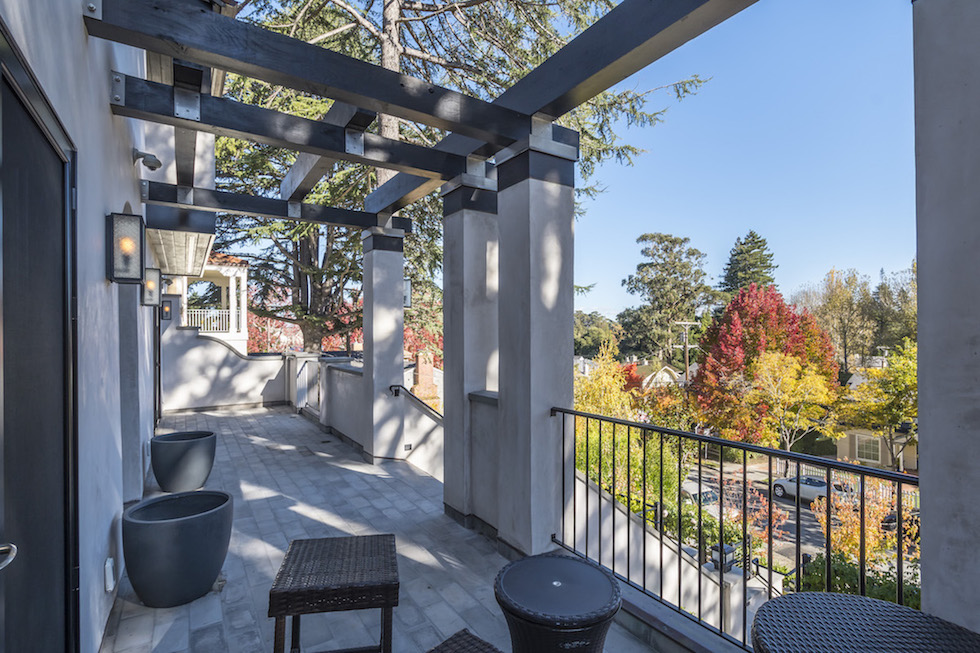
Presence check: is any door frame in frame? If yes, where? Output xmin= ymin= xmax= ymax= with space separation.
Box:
xmin=0 ymin=16 xmax=80 ymax=653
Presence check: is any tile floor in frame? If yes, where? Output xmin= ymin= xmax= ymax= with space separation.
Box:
xmin=98 ymin=406 xmax=651 ymax=652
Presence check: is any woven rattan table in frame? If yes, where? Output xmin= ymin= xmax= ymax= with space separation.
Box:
xmin=425 ymin=629 xmax=503 ymax=653
xmin=752 ymin=592 xmax=980 ymax=653
xmin=268 ymin=535 xmax=399 ymax=653
xmin=494 ymin=553 xmax=621 ymax=653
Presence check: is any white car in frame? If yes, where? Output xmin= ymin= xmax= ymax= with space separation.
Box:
xmin=772 ymin=475 xmax=849 ymax=502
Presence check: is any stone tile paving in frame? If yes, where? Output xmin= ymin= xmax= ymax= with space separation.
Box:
xmin=99 ymin=406 xmax=651 ymax=653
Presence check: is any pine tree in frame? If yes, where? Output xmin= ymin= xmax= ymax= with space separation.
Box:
xmin=719 ymin=230 xmax=777 ymax=295
xmin=214 ymin=1 xmax=706 ymax=351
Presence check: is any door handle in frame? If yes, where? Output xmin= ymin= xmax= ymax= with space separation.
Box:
xmin=0 ymin=543 xmax=17 ymax=571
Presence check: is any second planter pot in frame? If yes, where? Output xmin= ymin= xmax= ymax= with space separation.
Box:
xmin=151 ymin=430 xmax=216 ymax=492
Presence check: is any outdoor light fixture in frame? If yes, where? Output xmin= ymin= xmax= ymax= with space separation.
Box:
xmin=142 ymin=268 xmax=162 ymax=306
xmin=106 ymin=213 xmax=145 ymax=284
xmin=161 ymin=300 xmax=173 ymax=320
xmin=403 ymin=278 xmax=412 ymax=308
xmin=710 ymin=543 xmax=737 ymax=572
xmin=132 ymin=148 xmax=163 ymax=171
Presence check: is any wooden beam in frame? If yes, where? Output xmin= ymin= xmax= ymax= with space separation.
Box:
xmin=366 ymin=0 xmax=758 ymax=214
xmin=141 ymin=181 xmax=412 ymax=233
xmin=280 ymin=102 xmax=376 ymax=202
xmin=111 ymin=75 xmax=466 ymax=180
xmin=85 ymin=0 xmax=529 ymax=146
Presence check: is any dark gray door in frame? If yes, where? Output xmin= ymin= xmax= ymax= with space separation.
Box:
xmin=0 ymin=78 xmax=69 ymax=651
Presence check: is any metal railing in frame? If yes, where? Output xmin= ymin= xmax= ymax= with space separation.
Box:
xmin=551 ymin=407 xmax=920 ymax=650
xmin=389 ymin=385 xmax=443 ymax=420
xmin=184 ymin=308 xmax=231 ymax=332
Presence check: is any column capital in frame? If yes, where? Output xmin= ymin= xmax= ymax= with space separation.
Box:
xmin=494 ymin=119 xmax=579 ymax=166
xmin=361 ymin=226 xmax=404 ymax=253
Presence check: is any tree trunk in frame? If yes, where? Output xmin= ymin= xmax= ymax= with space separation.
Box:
xmin=300 ymin=321 xmax=327 ymax=353
xmin=377 ymin=0 xmax=401 ymax=188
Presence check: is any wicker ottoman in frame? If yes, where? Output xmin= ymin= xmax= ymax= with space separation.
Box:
xmin=426 ymin=629 xmax=503 ymax=653
xmin=268 ymin=535 xmax=399 ymax=653
xmin=494 ymin=553 xmax=621 ymax=653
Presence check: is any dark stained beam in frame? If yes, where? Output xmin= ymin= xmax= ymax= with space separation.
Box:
xmin=85 ymin=0 xmax=529 ymax=146
xmin=171 ymin=61 xmax=211 ymax=187
xmin=280 ymin=102 xmax=376 ymax=202
xmin=141 ymin=181 xmax=412 ymax=233
xmin=366 ymin=0 xmax=758 ymax=214
xmin=111 ymin=75 xmax=466 ymax=180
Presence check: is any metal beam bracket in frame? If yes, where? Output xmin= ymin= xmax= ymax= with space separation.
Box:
xmin=173 ymin=88 xmax=201 ymax=122
xmin=287 ymin=201 xmax=302 ymax=219
xmin=345 ymin=129 xmax=364 ymax=157
xmin=110 ymin=71 xmax=125 ymax=106
xmin=177 ymin=186 xmax=194 ymax=206
xmin=83 ymin=0 xmax=102 ymax=20
xmin=140 ymin=179 xmax=149 ymax=201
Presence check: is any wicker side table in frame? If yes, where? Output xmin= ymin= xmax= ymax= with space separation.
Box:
xmin=268 ymin=534 xmax=399 ymax=653
xmin=426 ymin=629 xmax=503 ymax=653
xmin=752 ymin=592 xmax=980 ymax=653
xmin=494 ymin=553 xmax=621 ymax=653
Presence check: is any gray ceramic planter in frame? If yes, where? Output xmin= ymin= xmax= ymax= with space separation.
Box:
xmin=122 ymin=491 xmax=233 ymax=608
xmin=151 ymin=430 xmax=216 ymax=492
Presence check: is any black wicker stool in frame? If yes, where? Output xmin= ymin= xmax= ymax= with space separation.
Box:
xmin=426 ymin=629 xmax=503 ymax=653
xmin=268 ymin=535 xmax=399 ymax=653
xmin=494 ymin=553 xmax=621 ymax=653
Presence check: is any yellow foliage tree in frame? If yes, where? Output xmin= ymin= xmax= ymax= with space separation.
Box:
xmin=747 ymin=351 xmax=841 ymax=451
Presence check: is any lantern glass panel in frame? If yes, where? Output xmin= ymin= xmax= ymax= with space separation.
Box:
xmin=108 ymin=213 xmax=144 ymax=283
xmin=143 ymin=268 xmax=162 ymax=306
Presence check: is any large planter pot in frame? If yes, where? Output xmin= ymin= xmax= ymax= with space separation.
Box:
xmin=122 ymin=491 xmax=233 ymax=608
xmin=151 ymin=430 xmax=216 ymax=492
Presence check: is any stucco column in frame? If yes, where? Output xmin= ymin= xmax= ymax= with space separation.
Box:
xmin=914 ymin=0 xmax=980 ymax=633
xmin=362 ymin=227 xmax=405 ymax=460
xmin=239 ymin=269 xmax=248 ymax=335
xmin=441 ymin=163 xmax=499 ymax=523
xmin=495 ymin=121 xmax=578 ymax=555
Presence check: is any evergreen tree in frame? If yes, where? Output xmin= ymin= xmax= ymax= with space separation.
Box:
xmin=620 ymin=233 xmax=718 ymax=361
xmin=214 ymin=1 xmax=706 ymax=351
xmin=719 ymin=230 xmax=777 ymax=295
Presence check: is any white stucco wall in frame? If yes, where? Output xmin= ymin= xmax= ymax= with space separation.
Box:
xmin=161 ymin=325 xmax=287 ymax=411
xmin=0 ymin=3 xmax=149 ymax=651
xmin=914 ymin=0 xmax=980 ymax=633
xmin=321 ymin=361 xmax=367 ymax=449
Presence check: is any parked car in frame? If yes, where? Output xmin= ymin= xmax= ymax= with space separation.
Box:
xmin=771 ymin=475 xmax=851 ymax=503
xmin=882 ymin=509 xmax=920 ymax=539
xmin=681 ymin=481 xmax=721 ymax=520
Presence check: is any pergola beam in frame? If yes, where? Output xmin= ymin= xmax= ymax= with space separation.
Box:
xmin=280 ymin=102 xmax=376 ymax=202
xmin=141 ymin=181 xmax=411 ymax=232
xmin=111 ymin=75 xmax=466 ymax=180
xmin=366 ymin=0 xmax=759 ymax=214
xmin=85 ymin=0 xmax=529 ymax=146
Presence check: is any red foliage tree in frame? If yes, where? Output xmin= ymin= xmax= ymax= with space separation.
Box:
xmin=692 ymin=284 xmax=837 ymax=443
xmin=621 ymin=362 xmax=644 ymax=394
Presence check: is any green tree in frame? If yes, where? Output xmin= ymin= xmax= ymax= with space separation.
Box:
xmin=573 ymin=311 xmax=620 ymax=359
xmin=718 ymin=230 xmax=777 ymax=296
xmin=794 ymin=268 xmax=874 ymax=374
xmin=841 ymin=338 xmax=918 ymax=471
xmin=619 ymin=233 xmax=718 ymax=361
xmin=868 ymin=262 xmax=917 ymax=353
xmin=216 ymin=1 xmax=705 ymax=350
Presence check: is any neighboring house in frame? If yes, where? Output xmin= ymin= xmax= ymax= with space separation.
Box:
xmin=167 ymin=252 xmax=250 ymax=355
xmin=641 ymin=365 xmax=682 ymax=389
xmin=574 ymin=356 xmax=599 ymax=376
xmin=838 ymin=366 xmax=918 ymax=472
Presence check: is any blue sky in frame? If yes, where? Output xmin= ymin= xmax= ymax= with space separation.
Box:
xmin=574 ymin=0 xmax=915 ymax=318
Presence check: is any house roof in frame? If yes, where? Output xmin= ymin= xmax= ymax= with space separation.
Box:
xmin=208 ymin=252 xmax=248 ymax=267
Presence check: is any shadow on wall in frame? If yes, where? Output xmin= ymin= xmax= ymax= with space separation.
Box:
xmin=162 ymin=329 xmax=287 ymax=411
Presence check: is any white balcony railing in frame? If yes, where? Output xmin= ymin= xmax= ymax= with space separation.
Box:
xmin=185 ymin=308 xmax=232 ymax=332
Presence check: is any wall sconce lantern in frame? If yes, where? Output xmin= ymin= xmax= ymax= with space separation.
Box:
xmin=106 ymin=213 xmax=145 ymax=284
xmin=161 ymin=300 xmax=173 ymax=320
xmin=403 ymin=278 xmax=412 ymax=308
xmin=142 ymin=268 xmax=162 ymax=306
xmin=710 ymin=543 xmax=737 ymax=573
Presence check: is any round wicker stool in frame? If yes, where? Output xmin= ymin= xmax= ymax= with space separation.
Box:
xmin=494 ymin=553 xmax=621 ymax=653
xmin=752 ymin=592 xmax=980 ymax=653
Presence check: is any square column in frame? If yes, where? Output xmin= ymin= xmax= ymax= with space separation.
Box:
xmin=362 ymin=227 xmax=406 ymax=460
xmin=442 ymin=165 xmax=499 ymax=522
xmin=495 ymin=122 xmax=578 ymax=555
xmin=915 ymin=0 xmax=980 ymax=633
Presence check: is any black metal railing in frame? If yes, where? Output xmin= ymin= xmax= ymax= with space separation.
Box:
xmin=389 ymin=384 xmax=443 ymax=420
xmin=551 ymin=407 xmax=920 ymax=650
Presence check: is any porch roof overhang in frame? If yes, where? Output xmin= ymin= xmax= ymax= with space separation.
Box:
xmin=145 ymin=205 xmax=216 ymax=277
